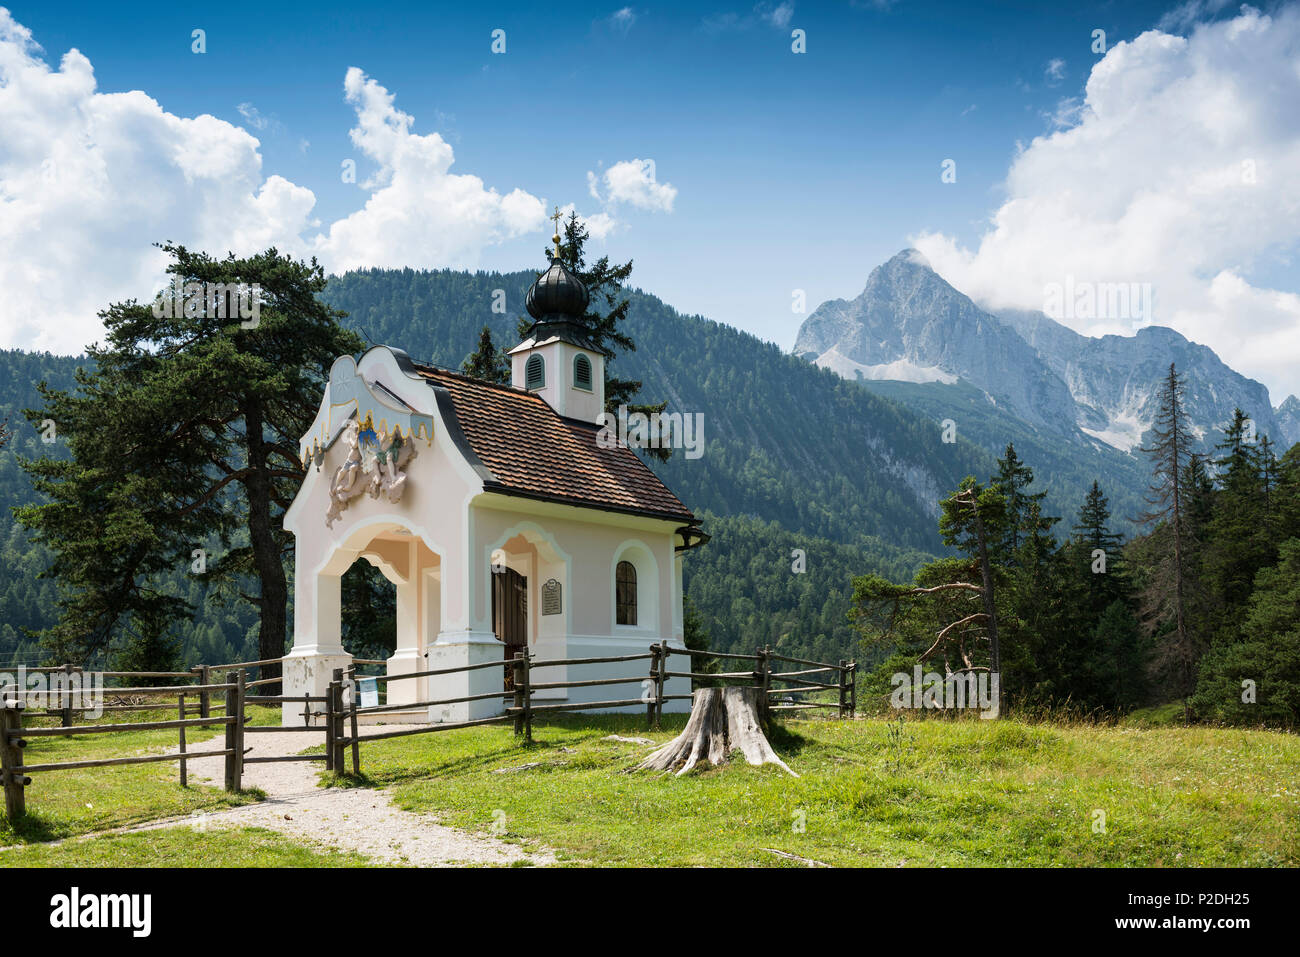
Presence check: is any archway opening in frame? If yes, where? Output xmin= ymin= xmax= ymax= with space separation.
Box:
xmin=342 ymin=560 xmax=396 ymax=663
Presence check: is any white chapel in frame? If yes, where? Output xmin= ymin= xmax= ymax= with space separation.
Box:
xmin=280 ymin=251 xmax=707 ymax=724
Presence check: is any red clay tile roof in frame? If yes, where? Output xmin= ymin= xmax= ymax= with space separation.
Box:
xmin=413 ymin=364 xmax=696 ymax=524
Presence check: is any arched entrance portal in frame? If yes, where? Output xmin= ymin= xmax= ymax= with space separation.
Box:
xmin=282 ymin=517 xmax=443 ymax=724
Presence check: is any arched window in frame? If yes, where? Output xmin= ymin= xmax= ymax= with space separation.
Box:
xmin=573 ymin=353 xmax=592 ymax=391
xmin=616 ymin=560 xmax=637 ymax=626
xmin=525 ymin=354 xmax=545 ymax=390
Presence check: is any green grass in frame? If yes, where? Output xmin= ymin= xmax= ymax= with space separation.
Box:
xmin=1123 ymin=702 xmax=1192 ymax=728
xmin=0 ymin=703 xmax=281 ymax=847
xmin=1 ymin=826 xmax=369 ymax=867
xmin=4 ymin=704 xmax=1295 ymax=868
xmin=326 ymin=712 xmax=1300 ymax=867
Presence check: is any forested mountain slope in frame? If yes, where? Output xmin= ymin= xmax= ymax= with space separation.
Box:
xmin=2 ymin=268 xmax=993 ymax=667
xmin=322 ymin=268 xmax=993 ymax=555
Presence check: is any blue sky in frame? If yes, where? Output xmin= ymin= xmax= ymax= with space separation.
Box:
xmin=4 ymin=1 xmax=1299 ymax=398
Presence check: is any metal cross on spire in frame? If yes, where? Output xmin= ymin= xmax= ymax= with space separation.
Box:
xmin=550 ymin=206 xmax=563 ymax=259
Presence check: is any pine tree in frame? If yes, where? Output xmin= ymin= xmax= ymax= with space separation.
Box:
xmin=853 ymin=482 xmax=1008 ymax=694
xmin=1137 ymin=363 xmax=1199 ymax=710
xmin=17 ymin=244 xmax=362 ymax=679
xmin=461 ymin=325 xmax=510 ymax=383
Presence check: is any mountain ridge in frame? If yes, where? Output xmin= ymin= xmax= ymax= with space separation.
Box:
xmin=794 ymin=249 xmax=1296 ymax=452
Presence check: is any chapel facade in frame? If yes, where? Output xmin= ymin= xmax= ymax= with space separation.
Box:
xmin=280 ymin=252 xmax=705 ymax=723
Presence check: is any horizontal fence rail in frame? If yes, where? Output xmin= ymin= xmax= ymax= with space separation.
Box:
xmin=1 ymin=647 xmax=855 ymax=823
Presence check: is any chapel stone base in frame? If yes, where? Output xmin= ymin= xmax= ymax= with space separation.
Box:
xmin=426 ymin=631 xmax=506 ymax=723
xmin=281 ymin=651 xmax=354 ymax=727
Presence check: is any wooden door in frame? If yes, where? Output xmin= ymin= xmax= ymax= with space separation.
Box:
xmin=492 ymin=567 xmax=528 ymax=689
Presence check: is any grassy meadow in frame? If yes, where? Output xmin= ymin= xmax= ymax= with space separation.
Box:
xmin=1 ymin=705 xmax=1296 ymax=867
xmin=325 ymin=712 xmax=1299 ymax=867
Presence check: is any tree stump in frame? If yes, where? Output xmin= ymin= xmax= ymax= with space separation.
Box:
xmin=637 ymin=687 xmax=797 ymax=777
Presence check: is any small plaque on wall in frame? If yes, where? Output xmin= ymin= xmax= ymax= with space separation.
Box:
xmin=542 ymin=579 xmax=562 ymax=616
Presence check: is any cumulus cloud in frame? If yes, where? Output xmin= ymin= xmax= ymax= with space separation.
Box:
xmin=0 ymin=11 xmax=548 ymax=354
xmin=311 ymin=68 xmax=545 ymax=272
xmin=0 ymin=8 xmax=316 ymax=353
xmin=587 ymin=158 xmax=677 ymax=212
xmin=912 ymin=5 xmax=1300 ymax=400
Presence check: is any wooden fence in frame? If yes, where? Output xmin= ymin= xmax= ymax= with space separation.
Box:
xmin=1 ymin=647 xmax=854 ymax=822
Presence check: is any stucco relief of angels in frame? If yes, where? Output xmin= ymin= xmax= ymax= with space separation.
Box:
xmin=363 ymin=420 xmax=417 ymax=504
xmin=325 ymin=419 xmax=368 ymax=527
xmin=324 ymin=415 xmax=419 ymax=528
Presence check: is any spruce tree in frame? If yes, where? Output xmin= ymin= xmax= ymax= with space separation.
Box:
xmin=1204 ymin=410 xmax=1277 ymax=638
xmin=1192 ymin=537 xmax=1300 ymax=727
xmin=461 ymin=325 xmax=511 ymax=383
xmin=1137 ymin=363 xmax=1199 ymax=711
xmin=528 ymin=211 xmax=672 ymax=459
xmin=1071 ymin=480 xmax=1127 ymax=619
xmin=1089 ymin=600 xmax=1148 ymax=712
xmin=992 ymin=443 xmax=1053 ymax=558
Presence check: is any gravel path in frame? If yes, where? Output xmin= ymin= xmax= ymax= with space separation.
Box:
xmin=127 ymin=726 xmax=557 ymax=867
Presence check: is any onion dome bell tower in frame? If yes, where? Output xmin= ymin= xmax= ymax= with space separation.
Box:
xmin=509 ymin=207 xmax=607 ymax=423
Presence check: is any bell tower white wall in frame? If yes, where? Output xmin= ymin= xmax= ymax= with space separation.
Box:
xmin=510 ymin=340 xmax=605 ymax=423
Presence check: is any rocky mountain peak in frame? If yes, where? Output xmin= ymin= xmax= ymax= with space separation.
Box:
xmin=793 ymin=250 xmax=1290 ymax=454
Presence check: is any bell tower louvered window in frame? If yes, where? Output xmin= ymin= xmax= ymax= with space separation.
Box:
xmin=525 ymin=354 xmax=545 ymax=390
xmin=616 ymin=560 xmax=637 ymax=626
xmin=573 ymin=353 xmax=592 ymax=391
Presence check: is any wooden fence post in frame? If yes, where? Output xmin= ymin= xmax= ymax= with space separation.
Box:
xmin=849 ymin=661 xmax=857 ymax=718
xmin=838 ymin=659 xmax=847 ymax=718
xmin=330 ymin=669 xmax=346 ymax=775
xmin=192 ymin=665 xmax=211 ymax=719
xmin=234 ymin=670 xmax=245 ymax=786
xmin=521 ymin=651 xmax=532 ymax=745
xmin=177 ymin=694 xmax=187 ymax=788
xmin=656 ymin=645 xmax=667 ymax=729
xmin=646 ymin=644 xmax=660 ymax=730
xmin=758 ymin=646 xmax=772 ymax=727
xmin=223 ymin=673 xmax=238 ymax=791
xmin=324 ymin=677 xmax=336 ymax=772
xmin=512 ymin=655 xmax=525 ymax=737
xmin=1 ymin=705 xmax=26 ymax=821
xmin=61 ymin=663 xmax=73 ymax=727
xmin=346 ymin=666 xmax=360 ymax=776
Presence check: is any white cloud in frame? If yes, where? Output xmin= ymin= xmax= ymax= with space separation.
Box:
xmin=1157 ymin=0 xmax=1233 ymax=32
xmin=236 ymin=102 xmax=272 ymax=131
xmin=0 ymin=9 xmax=316 ymax=353
xmin=0 ymin=11 xmax=548 ymax=354
xmin=311 ymin=68 xmax=545 ymax=271
xmin=587 ymin=158 xmax=677 ymax=212
xmin=1044 ymin=57 xmax=1066 ymax=84
xmin=603 ymin=7 xmax=638 ymax=34
xmin=555 ymin=203 xmax=618 ymax=242
xmin=765 ymin=2 xmax=795 ymax=29
xmin=912 ymin=5 xmax=1300 ymax=401
xmin=702 ymin=3 xmax=795 ymax=32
